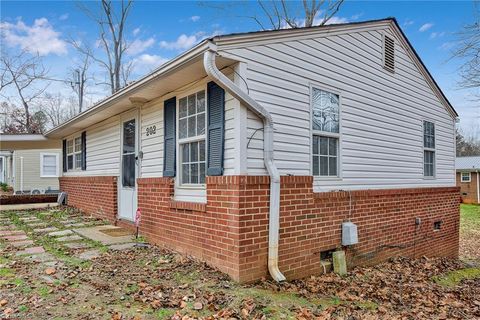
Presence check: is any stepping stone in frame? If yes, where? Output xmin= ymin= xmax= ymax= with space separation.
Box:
xmin=16 ymin=246 xmax=45 ymax=255
xmin=27 ymin=222 xmax=48 ymax=228
xmin=33 ymin=227 xmax=58 ymax=234
xmin=0 ymin=230 xmax=25 ymax=236
xmin=19 ymin=217 xmax=40 ymax=221
xmin=57 ymin=235 xmax=83 ymax=242
xmin=77 ymin=249 xmax=101 ymax=260
xmin=48 ymin=230 xmax=73 ymax=237
xmin=25 ymin=253 xmax=56 ymax=263
xmin=10 ymin=240 xmax=35 ymax=248
xmin=108 ymin=243 xmax=137 ymax=251
xmin=3 ymin=234 xmax=28 ymax=241
xmin=0 ymin=226 xmax=16 ymax=232
xmin=64 ymin=242 xmax=90 ymax=249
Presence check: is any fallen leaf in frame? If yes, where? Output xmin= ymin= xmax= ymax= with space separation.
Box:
xmin=45 ymin=268 xmax=56 ymax=275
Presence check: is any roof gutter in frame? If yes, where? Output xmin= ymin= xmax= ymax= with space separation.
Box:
xmin=203 ymin=48 xmax=286 ymax=282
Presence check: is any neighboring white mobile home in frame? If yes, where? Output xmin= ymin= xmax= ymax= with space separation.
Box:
xmin=0 ymin=134 xmax=61 ymax=194
xmin=45 ymin=18 xmax=459 ymax=282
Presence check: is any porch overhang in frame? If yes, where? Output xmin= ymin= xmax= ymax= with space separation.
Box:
xmin=45 ymin=41 xmax=237 ymax=139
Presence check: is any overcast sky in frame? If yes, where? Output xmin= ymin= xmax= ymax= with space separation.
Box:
xmin=1 ymin=1 xmax=478 ymax=134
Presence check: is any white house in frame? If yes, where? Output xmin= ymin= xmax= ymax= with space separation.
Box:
xmin=45 ymin=18 xmax=459 ymax=283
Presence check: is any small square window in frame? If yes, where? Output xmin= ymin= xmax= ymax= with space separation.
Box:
xmin=433 ymin=221 xmax=442 ymax=231
xmin=461 ymin=172 xmax=471 ymax=183
xmin=41 ymin=154 xmax=58 ymax=177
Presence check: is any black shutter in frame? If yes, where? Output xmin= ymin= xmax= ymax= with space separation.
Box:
xmin=163 ymin=97 xmax=176 ymax=177
xmin=206 ymin=81 xmax=225 ymax=176
xmin=81 ymin=131 xmax=87 ymax=171
xmin=62 ymin=139 xmax=67 ymax=173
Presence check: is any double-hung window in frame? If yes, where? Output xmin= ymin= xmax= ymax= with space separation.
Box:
xmin=311 ymin=87 xmax=340 ymax=177
xmin=178 ymin=90 xmax=206 ymax=185
xmin=461 ymin=172 xmax=471 ymax=182
xmin=423 ymin=121 xmax=435 ymax=177
xmin=40 ymin=153 xmax=59 ymax=177
xmin=66 ymin=136 xmax=83 ymax=171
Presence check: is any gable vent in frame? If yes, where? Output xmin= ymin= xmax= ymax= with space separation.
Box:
xmin=383 ymin=35 xmax=395 ymax=72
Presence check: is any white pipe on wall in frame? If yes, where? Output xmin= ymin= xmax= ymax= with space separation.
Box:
xmin=20 ymin=156 xmax=24 ymax=193
xmin=477 ymin=171 xmax=479 ymax=204
xmin=203 ymin=49 xmax=286 ymax=282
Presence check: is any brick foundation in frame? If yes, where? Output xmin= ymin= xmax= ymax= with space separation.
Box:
xmin=136 ymin=176 xmax=460 ymax=283
xmin=456 ymin=172 xmax=479 ymax=204
xmin=62 ymin=175 xmax=460 ymax=282
xmin=237 ymin=176 xmax=460 ymax=282
xmin=59 ymin=176 xmax=118 ymax=223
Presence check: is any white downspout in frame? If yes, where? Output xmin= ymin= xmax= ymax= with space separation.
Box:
xmin=20 ymin=156 xmax=24 ymax=193
xmin=203 ymin=49 xmax=286 ymax=282
xmin=477 ymin=171 xmax=479 ymax=204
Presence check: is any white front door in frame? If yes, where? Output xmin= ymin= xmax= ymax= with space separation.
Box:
xmin=118 ymin=113 xmax=138 ymax=221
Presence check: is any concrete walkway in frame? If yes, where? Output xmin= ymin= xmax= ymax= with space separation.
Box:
xmin=0 ymin=208 xmax=138 ymax=265
xmin=0 ymin=202 xmax=59 ymax=211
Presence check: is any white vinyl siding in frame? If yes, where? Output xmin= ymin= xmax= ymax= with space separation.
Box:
xmin=63 ymin=116 xmax=120 ymax=177
xmin=139 ymin=77 xmax=238 ymax=179
xmin=219 ymin=24 xmax=455 ymax=191
xmin=139 ymin=101 xmax=164 ymax=177
xmin=13 ymin=149 xmax=61 ymax=192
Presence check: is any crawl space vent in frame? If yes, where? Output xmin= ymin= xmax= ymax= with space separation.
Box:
xmin=383 ymin=35 xmax=395 ymax=72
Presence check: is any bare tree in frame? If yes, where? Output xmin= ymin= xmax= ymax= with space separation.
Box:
xmin=0 ymin=50 xmax=50 ymax=133
xmin=67 ymin=54 xmax=90 ymax=113
xmin=203 ymin=0 xmax=344 ymax=31
xmin=452 ymin=1 xmax=480 ymax=89
xmin=73 ymin=0 xmax=134 ymax=94
xmin=41 ymin=93 xmax=67 ymax=128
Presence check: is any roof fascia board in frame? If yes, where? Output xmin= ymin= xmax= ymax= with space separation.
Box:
xmin=45 ymin=40 xmax=214 ymax=138
xmin=0 ymin=134 xmax=48 ymax=141
xmin=214 ymin=20 xmax=391 ymax=48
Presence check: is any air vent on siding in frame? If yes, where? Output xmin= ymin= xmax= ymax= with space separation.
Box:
xmin=383 ymin=35 xmax=395 ymax=73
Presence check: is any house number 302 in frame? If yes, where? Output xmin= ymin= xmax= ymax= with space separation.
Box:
xmin=146 ymin=125 xmax=156 ymax=136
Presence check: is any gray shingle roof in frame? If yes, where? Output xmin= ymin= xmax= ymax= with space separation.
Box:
xmin=456 ymin=156 xmax=480 ymax=170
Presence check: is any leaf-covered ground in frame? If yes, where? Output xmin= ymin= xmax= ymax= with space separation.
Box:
xmin=1 ymin=205 xmax=479 ymax=319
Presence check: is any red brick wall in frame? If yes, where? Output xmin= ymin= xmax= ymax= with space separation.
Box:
xmin=236 ymin=176 xmax=460 ymax=282
xmin=64 ymin=174 xmax=460 ymax=283
xmin=136 ymin=175 xmax=460 ymax=283
xmin=456 ymin=172 xmax=479 ymax=204
xmin=137 ymin=177 xmax=243 ymax=280
xmin=59 ymin=176 xmax=117 ymax=222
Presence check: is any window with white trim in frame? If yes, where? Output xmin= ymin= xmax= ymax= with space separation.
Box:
xmin=312 ymin=87 xmax=340 ymax=177
xmin=40 ymin=153 xmax=59 ymax=177
xmin=461 ymin=172 xmax=471 ymax=182
xmin=66 ymin=136 xmax=82 ymax=171
xmin=423 ymin=121 xmax=435 ymax=177
xmin=178 ymin=90 xmax=206 ymax=185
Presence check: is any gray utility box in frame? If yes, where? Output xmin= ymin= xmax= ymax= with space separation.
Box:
xmin=342 ymin=221 xmax=358 ymax=246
